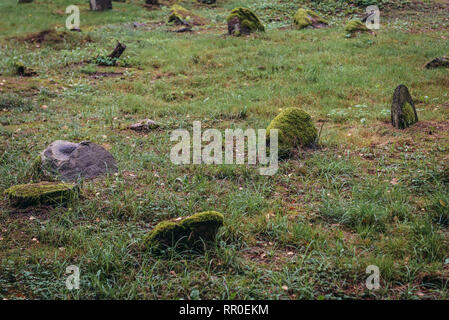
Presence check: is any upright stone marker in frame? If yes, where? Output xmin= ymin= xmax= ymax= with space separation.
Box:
xmin=391 ymin=85 xmax=418 ymax=129
xmin=89 ymin=0 xmax=112 ymax=11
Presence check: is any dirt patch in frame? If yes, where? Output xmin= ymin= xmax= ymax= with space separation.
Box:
xmin=11 ymin=29 xmax=92 ymax=49
xmin=89 ymin=72 xmax=124 ymax=79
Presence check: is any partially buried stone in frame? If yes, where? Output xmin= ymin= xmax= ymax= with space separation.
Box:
xmin=391 ymin=85 xmax=418 ymax=129
xmin=37 ymin=140 xmax=118 ymax=182
xmin=5 ymin=182 xmax=78 ymax=207
xmin=143 ymin=211 xmax=224 ymax=252
xmin=129 ymin=119 xmax=160 ymax=132
xmin=425 ymin=56 xmax=449 ymax=69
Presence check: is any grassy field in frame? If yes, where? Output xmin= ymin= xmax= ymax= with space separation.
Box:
xmin=0 ymin=0 xmax=448 ymax=299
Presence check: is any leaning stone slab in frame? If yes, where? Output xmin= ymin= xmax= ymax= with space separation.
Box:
xmin=144 ymin=211 xmax=224 ymax=251
xmin=168 ymin=5 xmax=207 ymax=26
xmin=293 ymin=9 xmax=328 ymax=29
xmin=345 ymin=20 xmax=369 ymax=36
xmin=391 ymin=84 xmax=418 ymax=129
xmin=5 ymin=182 xmax=78 ymax=207
xmin=36 ymin=140 xmax=118 ymax=182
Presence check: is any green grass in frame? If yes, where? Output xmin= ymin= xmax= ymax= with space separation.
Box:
xmin=0 ymin=0 xmax=448 ymax=300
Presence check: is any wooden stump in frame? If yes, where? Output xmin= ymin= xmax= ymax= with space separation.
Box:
xmin=391 ymin=85 xmax=418 ymax=129
xmin=89 ymin=0 xmax=112 ymax=11
xmin=108 ymin=42 xmax=126 ymax=60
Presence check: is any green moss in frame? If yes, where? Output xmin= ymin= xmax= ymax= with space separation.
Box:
xmin=5 ymin=182 xmax=79 ymax=207
xmin=168 ymin=5 xmax=206 ymax=26
xmin=226 ymin=7 xmax=264 ymax=36
xmin=345 ymin=20 xmax=369 ymax=36
xmin=144 ymin=211 xmax=224 ymax=251
xmin=402 ymin=101 xmax=417 ymax=127
xmin=267 ymin=107 xmax=317 ymax=156
xmin=293 ymin=9 xmax=328 ymax=29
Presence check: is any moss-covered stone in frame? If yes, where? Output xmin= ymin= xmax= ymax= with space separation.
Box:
xmin=293 ymin=9 xmax=328 ymax=29
xmin=5 ymin=182 xmax=79 ymax=207
xmin=226 ymin=7 xmax=264 ymax=36
xmin=391 ymin=84 xmax=418 ymax=129
xmin=344 ymin=20 xmax=369 ymax=36
xmin=144 ymin=211 xmax=224 ymax=251
xmin=267 ymin=107 xmax=317 ymax=156
xmin=168 ymin=4 xmax=207 ymax=26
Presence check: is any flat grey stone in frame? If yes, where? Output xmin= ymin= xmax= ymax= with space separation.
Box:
xmin=41 ymin=140 xmax=117 ymax=182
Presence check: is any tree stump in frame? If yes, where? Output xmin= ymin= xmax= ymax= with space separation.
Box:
xmin=391 ymin=85 xmax=418 ymax=129
xmin=108 ymin=41 xmax=126 ymax=60
xmin=89 ymin=0 xmax=112 ymax=11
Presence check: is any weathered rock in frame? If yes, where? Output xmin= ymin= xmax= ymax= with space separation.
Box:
xmin=5 ymin=182 xmax=78 ymax=207
xmin=144 ymin=211 xmax=224 ymax=251
xmin=267 ymin=107 xmax=317 ymax=157
xmin=345 ymin=20 xmax=369 ymax=36
xmin=227 ymin=7 xmax=264 ymax=36
xmin=425 ymin=56 xmax=449 ymax=69
xmin=129 ymin=119 xmax=159 ymax=132
xmin=168 ymin=5 xmax=207 ymax=26
xmin=293 ymin=9 xmax=328 ymax=29
xmin=198 ymin=0 xmax=216 ymax=4
xmin=391 ymin=85 xmax=418 ymax=129
xmin=89 ymin=0 xmax=112 ymax=11
xmin=37 ymin=140 xmax=118 ymax=182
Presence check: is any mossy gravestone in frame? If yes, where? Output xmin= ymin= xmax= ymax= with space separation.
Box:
xmin=345 ymin=20 xmax=369 ymax=36
xmin=144 ymin=211 xmax=224 ymax=251
xmin=267 ymin=107 xmax=317 ymax=157
xmin=5 ymin=182 xmax=78 ymax=207
xmin=227 ymin=7 xmax=264 ymax=36
xmin=89 ymin=0 xmax=112 ymax=11
xmin=293 ymin=9 xmax=328 ymax=29
xmin=391 ymin=85 xmax=418 ymax=129
xmin=168 ymin=5 xmax=207 ymax=26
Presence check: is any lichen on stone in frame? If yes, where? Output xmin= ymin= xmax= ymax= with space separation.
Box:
xmin=266 ymin=107 xmax=317 ymax=156
xmin=226 ymin=7 xmax=264 ymax=36
xmin=168 ymin=4 xmax=207 ymax=26
xmin=293 ymin=9 xmax=328 ymax=30
xmin=144 ymin=211 xmax=224 ymax=251
xmin=5 ymin=181 xmax=79 ymax=207
xmin=402 ymin=101 xmax=416 ymax=127
xmin=344 ymin=20 xmax=369 ymax=36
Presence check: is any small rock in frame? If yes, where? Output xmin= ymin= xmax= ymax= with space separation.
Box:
xmin=425 ymin=56 xmax=449 ymax=69
xmin=129 ymin=119 xmax=159 ymax=132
